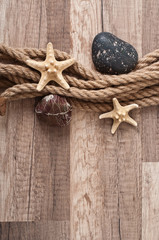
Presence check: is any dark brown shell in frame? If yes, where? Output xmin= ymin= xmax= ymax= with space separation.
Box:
xmin=35 ymin=95 xmax=72 ymax=127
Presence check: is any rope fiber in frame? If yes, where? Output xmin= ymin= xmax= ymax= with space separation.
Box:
xmin=0 ymin=44 xmax=159 ymax=115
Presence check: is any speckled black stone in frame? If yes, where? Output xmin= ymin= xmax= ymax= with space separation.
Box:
xmin=92 ymin=32 xmax=138 ymax=74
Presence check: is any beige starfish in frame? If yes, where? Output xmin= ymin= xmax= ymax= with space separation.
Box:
xmin=99 ymin=98 xmax=139 ymax=134
xmin=26 ymin=42 xmax=75 ymax=91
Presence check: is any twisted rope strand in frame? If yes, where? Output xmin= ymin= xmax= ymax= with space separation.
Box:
xmin=135 ymin=49 xmax=159 ymax=69
xmin=2 ymin=92 xmax=158 ymax=114
xmin=1 ymin=81 xmax=159 ymax=106
xmin=1 ymin=76 xmax=159 ymax=103
xmin=70 ymin=95 xmax=159 ymax=112
xmin=0 ymin=60 xmax=159 ymax=90
xmin=0 ymin=44 xmax=159 ymax=115
xmin=1 ymin=43 xmax=159 ymax=84
xmin=1 ymin=44 xmax=159 ymax=81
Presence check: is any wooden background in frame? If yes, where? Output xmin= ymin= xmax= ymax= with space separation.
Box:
xmin=0 ymin=0 xmax=158 ymax=239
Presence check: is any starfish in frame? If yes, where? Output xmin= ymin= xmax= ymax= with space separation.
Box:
xmin=26 ymin=42 xmax=75 ymax=91
xmin=99 ymin=98 xmax=139 ymax=134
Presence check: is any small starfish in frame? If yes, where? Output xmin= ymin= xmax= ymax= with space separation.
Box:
xmin=26 ymin=42 xmax=75 ymax=91
xmin=99 ymin=98 xmax=139 ymax=134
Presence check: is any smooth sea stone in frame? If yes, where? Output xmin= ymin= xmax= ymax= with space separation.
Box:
xmin=92 ymin=32 xmax=138 ymax=74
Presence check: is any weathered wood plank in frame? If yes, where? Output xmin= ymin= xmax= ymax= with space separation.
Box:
xmin=141 ymin=0 xmax=159 ymax=162
xmin=142 ymin=163 xmax=159 ymax=240
xmin=0 ymin=0 xmax=70 ymax=238
xmin=102 ymin=0 xmax=142 ymax=239
xmin=70 ymin=0 xmax=142 ymax=239
xmin=28 ymin=0 xmax=70 ymax=221
xmin=0 ymin=221 xmax=70 ymax=240
xmin=70 ymin=1 xmax=104 ymax=239
xmin=0 ymin=0 xmax=158 ymax=239
xmin=0 ymin=0 xmax=39 ymax=221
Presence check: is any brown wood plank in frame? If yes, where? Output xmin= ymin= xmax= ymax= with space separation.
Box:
xmin=141 ymin=0 xmax=159 ymax=162
xmin=28 ymin=0 xmax=70 ymax=221
xmin=102 ymin=1 xmax=142 ymax=239
xmin=0 ymin=0 xmax=39 ymax=222
xmin=0 ymin=221 xmax=70 ymax=240
xmin=70 ymin=0 xmax=142 ymax=239
xmin=70 ymin=1 xmax=104 ymax=239
xmin=142 ymin=163 xmax=159 ymax=240
xmin=0 ymin=0 xmax=70 ymax=238
xmin=0 ymin=0 xmax=158 ymax=239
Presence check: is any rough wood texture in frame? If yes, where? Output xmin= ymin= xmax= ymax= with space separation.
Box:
xmin=141 ymin=0 xmax=159 ymax=162
xmin=70 ymin=0 xmax=142 ymax=239
xmin=102 ymin=1 xmax=142 ymax=239
xmin=0 ymin=0 xmax=70 ymax=222
xmin=0 ymin=0 xmax=158 ymax=239
xmin=0 ymin=0 xmax=70 ymax=238
xmin=0 ymin=221 xmax=70 ymax=240
xmin=142 ymin=163 xmax=159 ymax=240
xmin=70 ymin=1 xmax=104 ymax=239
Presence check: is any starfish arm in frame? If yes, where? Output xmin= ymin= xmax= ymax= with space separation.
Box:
xmin=113 ymin=98 xmax=122 ymax=111
xmin=55 ymin=72 xmax=70 ymax=90
xmin=46 ymin=42 xmax=56 ymax=61
xmin=99 ymin=110 xmax=114 ymax=119
xmin=124 ymin=103 xmax=139 ymax=112
xmin=125 ymin=115 xmax=137 ymax=127
xmin=26 ymin=59 xmax=45 ymax=71
xmin=37 ymin=72 xmax=49 ymax=91
xmin=111 ymin=120 xmax=121 ymax=134
xmin=59 ymin=58 xmax=75 ymax=71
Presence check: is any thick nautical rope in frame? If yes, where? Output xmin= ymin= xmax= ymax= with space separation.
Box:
xmin=0 ymin=44 xmax=159 ymax=115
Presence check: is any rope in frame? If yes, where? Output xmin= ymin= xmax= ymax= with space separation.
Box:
xmin=0 ymin=44 xmax=159 ymax=115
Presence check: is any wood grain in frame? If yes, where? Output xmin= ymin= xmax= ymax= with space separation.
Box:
xmin=0 ymin=0 xmax=70 ymax=238
xmin=70 ymin=0 xmax=142 ymax=239
xmin=102 ymin=1 xmax=142 ymax=239
xmin=0 ymin=0 xmax=37 ymax=221
xmin=0 ymin=0 xmax=159 ymax=239
xmin=0 ymin=221 xmax=70 ymax=240
xmin=142 ymin=163 xmax=159 ymax=240
xmin=70 ymin=1 xmax=104 ymax=239
xmin=141 ymin=0 xmax=159 ymax=162
xmin=28 ymin=0 xmax=70 ymax=222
